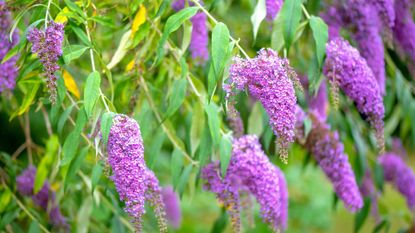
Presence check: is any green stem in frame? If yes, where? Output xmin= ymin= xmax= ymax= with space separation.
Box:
xmin=301 ymin=4 xmax=311 ymax=20
xmin=44 ymin=0 xmax=52 ymax=28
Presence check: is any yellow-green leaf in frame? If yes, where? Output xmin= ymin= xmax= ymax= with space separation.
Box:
xmin=131 ymin=5 xmax=146 ymax=38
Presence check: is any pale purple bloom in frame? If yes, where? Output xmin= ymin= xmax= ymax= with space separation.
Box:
xmin=27 ymin=21 xmax=64 ymax=103
xmin=378 ymin=153 xmax=415 ymax=209
xmin=107 ymin=114 xmax=166 ymax=232
xmin=324 ymin=38 xmax=384 ymax=153
xmin=0 ymin=2 xmax=19 ymax=92
xmin=295 ymin=108 xmax=363 ymax=212
xmin=161 ymin=186 xmax=181 ymax=229
xmin=202 ymin=135 xmax=288 ymax=232
xmin=266 ymin=0 xmax=283 ymax=21
xmin=321 ymin=6 xmax=343 ymax=40
xmin=228 ymin=49 xmax=299 ymax=163
xmin=368 ymin=0 xmax=395 ymax=41
xmin=393 ymin=0 xmax=415 ymax=62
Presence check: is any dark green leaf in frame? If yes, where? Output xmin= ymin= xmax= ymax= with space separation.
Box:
xmin=279 ymin=0 xmax=302 ymax=50
xmin=57 ymin=105 xmax=74 ymax=135
xmin=374 ymin=163 xmax=384 ymax=192
xmin=309 ymin=16 xmax=328 ymax=68
xmin=354 ymin=198 xmax=371 ymax=233
xmin=61 ymin=109 xmax=87 ymax=166
xmin=101 ymin=112 xmax=114 ymax=146
xmin=84 ymin=71 xmax=101 ymax=118
xmin=177 ymin=165 xmax=192 ymax=197
xmin=64 ymin=147 xmax=89 ymax=190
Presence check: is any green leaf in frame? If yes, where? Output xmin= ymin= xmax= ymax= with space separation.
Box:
xmin=354 ymin=198 xmax=371 ymax=233
xmin=248 ymin=102 xmax=263 ymax=136
xmin=63 ymin=45 xmax=89 ymax=64
xmin=91 ymin=162 xmax=103 ymax=192
xmin=250 ymin=0 xmax=266 ymax=41
xmin=205 ymin=102 xmax=221 ymax=147
xmin=171 ymin=148 xmax=184 ymax=189
xmin=177 ymin=164 xmax=192 ymax=196
xmin=211 ymin=23 xmax=230 ymax=78
xmin=147 ymin=129 xmax=166 ymax=168
xmin=304 ymin=116 xmax=312 ymax=138
xmin=17 ymin=81 xmax=40 ymax=116
xmin=198 ymin=124 xmax=212 ymax=167
xmin=156 ymin=7 xmax=199 ymax=64
xmin=77 ymin=196 xmax=93 ymax=233
xmin=220 ymin=135 xmax=232 ymax=177
xmin=64 ymin=147 xmax=89 ymax=190
xmin=64 ymin=0 xmax=84 ymax=17
xmin=57 ymin=105 xmax=74 ymax=135
xmin=0 ymin=188 xmax=12 ymax=213
xmin=84 ymin=71 xmax=101 ymax=118
xmin=165 ymin=78 xmax=187 ymax=119
xmin=309 ymin=16 xmax=328 ymax=68
xmin=279 ymin=0 xmax=302 ymax=50
xmin=34 ymin=135 xmax=59 ymax=193
xmin=71 ymin=26 xmax=91 ymax=46
xmin=374 ymin=163 xmax=384 ymax=192
xmin=28 ymin=221 xmax=40 ymax=233
xmin=373 ymin=219 xmax=388 ymax=233
xmin=61 ymin=109 xmax=87 ymax=166
xmin=190 ymin=102 xmax=205 ymax=155
xmin=101 ymin=112 xmax=114 ymax=146
xmin=271 ymin=12 xmax=285 ymax=53
xmin=107 ymin=30 xmax=132 ymax=70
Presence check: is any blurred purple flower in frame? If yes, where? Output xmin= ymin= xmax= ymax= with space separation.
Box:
xmin=228 ymin=48 xmax=299 ymax=163
xmin=161 ymin=186 xmax=181 ymax=229
xmin=321 ymin=6 xmax=343 ymax=40
xmin=309 ymin=81 xmax=328 ymax=121
xmin=393 ymin=0 xmax=415 ymax=62
xmin=378 ymin=153 xmax=415 ymax=209
xmin=324 ymin=38 xmax=384 ymax=153
xmin=295 ymin=107 xmax=363 ymax=212
xmin=202 ymin=135 xmax=288 ymax=232
xmin=107 ymin=114 xmax=166 ymax=232
xmin=265 ymin=0 xmax=283 ymax=21
xmin=368 ymin=0 xmax=395 ymax=41
xmin=27 ymin=21 xmax=64 ymax=104
xmin=0 ymin=1 xmax=19 ymax=92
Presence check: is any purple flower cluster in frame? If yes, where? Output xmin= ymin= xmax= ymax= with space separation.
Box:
xmin=265 ymin=0 xmax=283 ymax=22
xmin=368 ymin=0 xmax=395 ymax=41
xmin=378 ymin=153 xmax=415 ymax=209
xmin=324 ymin=38 xmax=385 ymax=153
xmin=392 ymin=0 xmax=415 ymax=62
xmin=308 ymin=81 xmax=328 ymax=121
xmin=172 ymin=0 xmax=209 ymax=63
xmin=161 ymin=186 xmax=181 ymax=229
xmin=201 ymin=135 xmax=288 ymax=232
xmin=16 ymin=166 xmax=69 ymax=230
xmin=320 ymin=6 xmax=343 ymax=40
xmin=0 ymin=2 xmax=19 ymax=92
xmin=359 ymin=171 xmax=380 ymax=222
xmin=295 ymin=107 xmax=363 ymax=212
xmin=27 ymin=21 xmax=64 ymax=104
xmin=107 ymin=114 xmax=166 ymax=232
xmin=228 ymin=48 xmax=299 ymax=163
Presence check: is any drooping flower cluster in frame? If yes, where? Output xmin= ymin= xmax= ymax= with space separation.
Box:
xmin=201 ymin=135 xmax=288 ymax=232
xmin=228 ymin=48 xmax=299 ymax=163
xmin=161 ymin=186 xmax=181 ymax=229
xmin=320 ymin=6 xmax=343 ymax=40
xmin=107 ymin=114 xmax=167 ymax=232
xmin=172 ymin=0 xmax=209 ymax=63
xmin=295 ymin=107 xmax=364 ymax=212
xmin=392 ymin=0 xmax=415 ymax=63
xmin=324 ymin=38 xmax=385 ymax=153
xmin=378 ymin=153 xmax=415 ymax=209
xmin=265 ymin=0 xmax=283 ymax=22
xmin=27 ymin=21 xmax=64 ymax=103
xmin=0 ymin=1 xmax=19 ymax=92
xmin=308 ymin=81 xmax=328 ymax=121
xmin=368 ymin=0 xmax=395 ymax=41
xmin=16 ymin=166 xmax=69 ymax=230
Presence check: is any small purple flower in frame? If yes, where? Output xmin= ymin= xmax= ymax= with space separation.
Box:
xmin=27 ymin=21 xmax=64 ymax=104
xmin=378 ymin=153 xmax=415 ymax=209
xmin=228 ymin=48 xmax=299 ymax=163
xmin=295 ymin=108 xmax=364 ymax=212
xmin=324 ymin=38 xmax=385 ymax=153
xmin=161 ymin=186 xmax=181 ymax=229
xmin=202 ymin=135 xmax=288 ymax=232
xmin=393 ymin=0 xmax=415 ymax=62
xmin=107 ymin=114 xmax=167 ymax=232
xmin=0 ymin=2 xmax=19 ymax=92
xmin=265 ymin=0 xmax=283 ymax=22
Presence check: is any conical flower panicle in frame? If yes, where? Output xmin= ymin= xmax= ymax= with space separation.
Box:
xmin=161 ymin=186 xmax=181 ymax=229
xmin=265 ymin=0 xmax=283 ymax=21
xmin=324 ymin=38 xmax=385 ymax=153
xmin=368 ymin=0 xmax=395 ymax=42
xmin=202 ymin=135 xmax=288 ymax=232
xmin=107 ymin=114 xmax=167 ymax=232
xmin=393 ymin=0 xmax=415 ymax=63
xmin=228 ymin=49 xmax=300 ymax=163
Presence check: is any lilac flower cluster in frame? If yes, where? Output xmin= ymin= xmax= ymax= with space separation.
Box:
xmin=107 ymin=114 xmax=166 ymax=232
xmin=172 ymin=0 xmax=209 ymax=63
xmin=228 ymin=48 xmax=299 ymax=163
xmin=378 ymin=153 xmax=415 ymax=209
xmin=295 ymin=107 xmax=363 ymax=212
xmin=16 ymin=166 xmax=69 ymax=230
xmin=265 ymin=0 xmax=283 ymax=22
xmin=393 ymin=0 xmax=415 ymax=62
xmin=324 ymin=38 xmax=385 ymax=153
xmin=0 ymin=2 xmax=19 ymax=92
xmin=368 ymin=0 xmax=395 ymax=41
xmin=27 ymin=21 xmax=64 ymax=103
xmin=308 ymin=81 xmax=328 ymax=121
xmin=226 ymin=103 xmax=245 ymax=138
xmin=161 ymin=186 xmax=181 ymax=229
xmin=201 ymin=135 xmax=288 ymax=232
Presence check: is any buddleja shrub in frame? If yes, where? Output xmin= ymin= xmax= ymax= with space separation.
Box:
xmin=1 ymin=0 xmax=415 ymax=232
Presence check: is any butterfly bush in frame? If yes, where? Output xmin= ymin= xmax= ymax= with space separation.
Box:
xmin=393 ymin=0 xmax=415 ymax=62
xmin=16 ymin=166 xmax=69 ymax=230
xmin=202 ymin=135 xmax=288 ymax=232
xmin=172 ymin=0 xmax=208 ymax=63
xmin=265 ymin=0 xmax=283 ymax=21
xmin=368 ymin=0 xmax=395 ymax=41
xmin=107 ymin=114 xmax=167 ymax=232
xmin=378 ymin=153 xmax=415 ymax=209
xmin=308 ymin=81 xmax=328 ymax=121
xmin=228 ymin=48 xmax=300 ymax=163
xmin=324 ymin=38 xmax=385 ymax=153
xmin=321 ymin=6 xmax=343 ymax=40
xmin=27 ymin=21 xmax=64 ymax=103
xmin=0 ymin=2 xmax=19 ymax=92
xmin=295 ymin=107 xmax=363 ymax=212
xmin=161 ymin=186 xmax=181 ymax=229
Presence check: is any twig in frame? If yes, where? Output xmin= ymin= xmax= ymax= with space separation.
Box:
xmin=44 ymin=0 xmax=52 ymax=28
xmin=301 ymin=4 xmax=310 ymax=20
xmin=41 ymin=106 xmax=53 ymax=136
